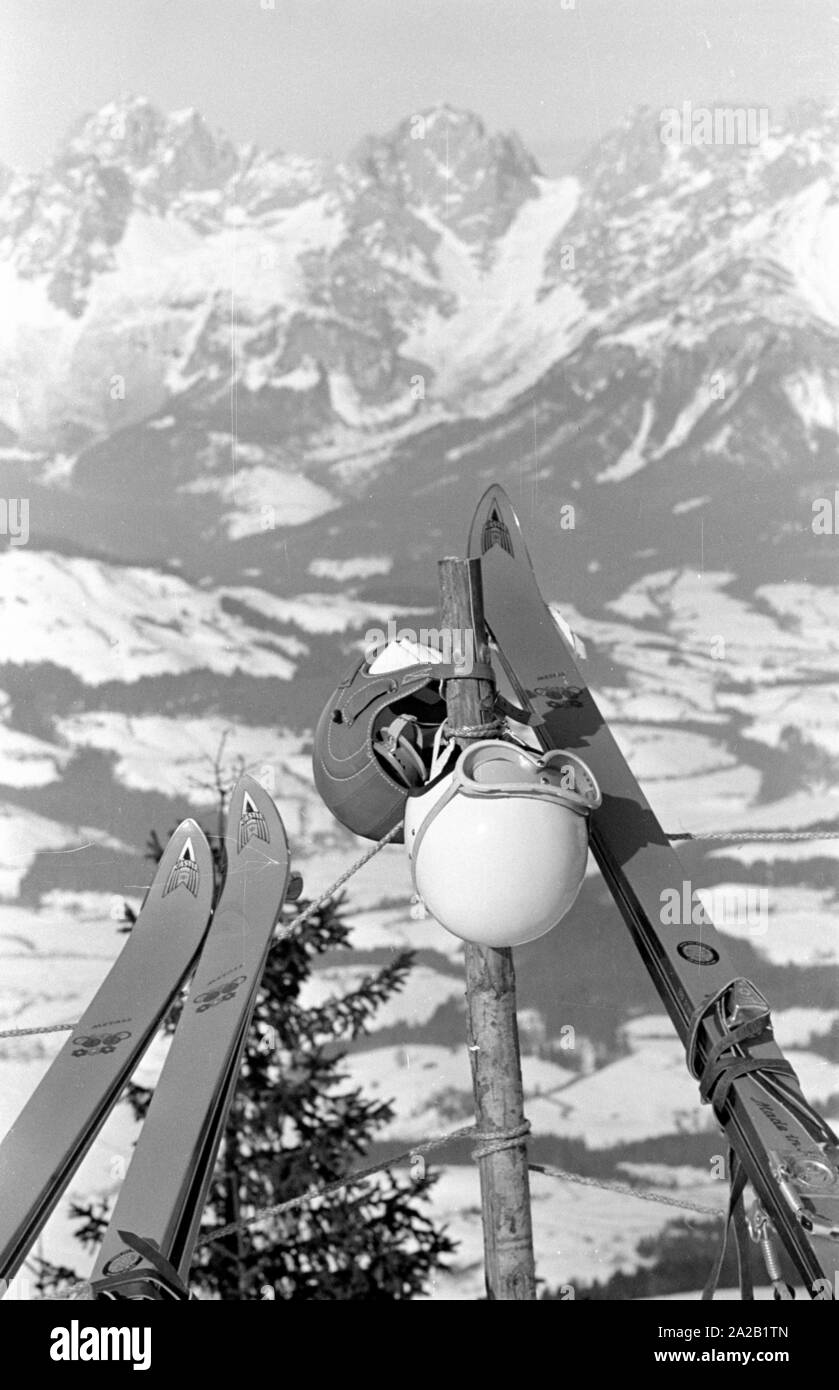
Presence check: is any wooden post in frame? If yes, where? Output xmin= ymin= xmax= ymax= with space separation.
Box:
xmin=438 ymin=556 xmax=537 ymax=1301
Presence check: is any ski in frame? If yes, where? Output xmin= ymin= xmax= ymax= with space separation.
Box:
xmin=89 ymin=775 xmax=291 ymax=1300
xmin=469 ymin=483 xmax=839 ymax=1299
xmin=0 ymin=821 xmax=213 ymax=1290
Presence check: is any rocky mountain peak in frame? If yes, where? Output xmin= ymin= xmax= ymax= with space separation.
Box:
xmin=62 ymin=94 xmax=241 ymax=193
xmin=349 ymin=104 xmax=540 ymax=245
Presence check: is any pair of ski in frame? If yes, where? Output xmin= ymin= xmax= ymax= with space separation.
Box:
xmin=0 ymin=775 xmax=292 ymax=1300
xmin=469 ymin=485 xmax=839 ymax=1300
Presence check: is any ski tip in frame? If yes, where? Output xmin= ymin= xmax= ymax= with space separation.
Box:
xmin=169 ymin=818 xmax=211 ymax=857
xmin=175 ymin=816 xmax=204 ymax=840
xmin=476 ymin=482 xmax=513 ymax=511
xmin=226 ymin=775 xmax=289 ymax=862
xmin=467 ymin=483 xmax=529 ymax=566
xmin=151 ymin=820 xmax=214 ymax=911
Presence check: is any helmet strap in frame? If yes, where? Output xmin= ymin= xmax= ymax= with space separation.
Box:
xmin=375 ymin=715 xmax=428 ymax=788
xmin=428 ymin=719 xmax=459 ymax=781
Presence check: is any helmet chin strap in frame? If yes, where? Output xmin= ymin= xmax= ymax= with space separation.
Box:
xmin=429 ymin=718 xmax=458 ymax=781
xmin=374 ymin=715 xmax=428 ymax=788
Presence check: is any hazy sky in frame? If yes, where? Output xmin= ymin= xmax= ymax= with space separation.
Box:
xmin=2 ymin=0 xmax=836 ymax=174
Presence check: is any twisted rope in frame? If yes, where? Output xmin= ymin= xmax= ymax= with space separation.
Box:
xmin=472 ymin=1120 xmax=531 ymax=1161
xmin=528 ymin=1162 xmax=724 ymax=1218
xmin=0 ymin=1021 xmax=78 ymax=1041
xmin=670 ymin=828 xmax=839 ymax=843
xmin=270 ymin=824 xmax=400 ymax=951
xmin=198 ymin=1123 xmax=478 ymax=1247
xmin=446 ymin=719 xmax=507 ymax=739
xmin=195 ymin=1125 xmax=721 ymax=1250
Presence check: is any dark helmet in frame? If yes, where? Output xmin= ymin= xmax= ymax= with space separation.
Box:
xmin=313 ymin=645 xmax=492 ymax=842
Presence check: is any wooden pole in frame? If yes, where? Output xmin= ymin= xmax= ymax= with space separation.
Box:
xmin=438 ymin=556 xmax=537 ymax=1301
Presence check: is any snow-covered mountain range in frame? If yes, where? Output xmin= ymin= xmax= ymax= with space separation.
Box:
xmin=0 ymin=95 xmax=837 ymax=1298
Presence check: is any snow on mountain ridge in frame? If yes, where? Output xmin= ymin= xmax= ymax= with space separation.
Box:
xmin=2 ymin=96 xmax=839 ymax=454
xmin=63 ymin=96 xmax=242 ymax=192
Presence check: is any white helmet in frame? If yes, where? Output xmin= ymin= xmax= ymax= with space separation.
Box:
xmin=404 ymin=740 xmax=601 ymax=948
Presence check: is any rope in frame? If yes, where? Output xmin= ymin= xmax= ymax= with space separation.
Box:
xmin=197 ymin=1123 xmax=479 ymax=1247
xmin=472 ymin=1120 xmax=531 ymax=1161
xmin=447 ymin=719 xmax=506 ymax=739
xmin=528 ymin=1163 xmax=724 ymax=1218
xmin=0 ymin=1021 xmax=77 ymax=1041
xmin=269 ymin=824 xmax=400 ymax=951
xmin=669 ymin=828 xmax=839 ymax=842
xmin=201 ymin=1127 xmax=721 ymax=1249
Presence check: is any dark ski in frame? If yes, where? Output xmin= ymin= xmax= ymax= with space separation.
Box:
xmin=0 ymin=821 xmax=213 ymax=1289
xmin=90 ymin=775 xmax=291 ymax=1299
xmin=469 ymin=483 xmax=839 ymax=1298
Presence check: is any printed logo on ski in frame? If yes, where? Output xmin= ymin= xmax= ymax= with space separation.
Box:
xmin=71 ymin=1030 xmax=131 ymax=1058
xmin=237 ymin=791 xmax=269 ymax=851
xmin=527 ymin=678 xmax=584 ymax=712
xmin=194 ymin=975 xmax=247 ymax=1012
xmin=163 ymin=835 xmax=200 ymax=898
xmin=481 ymin=503 xmax=514 ymax=556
